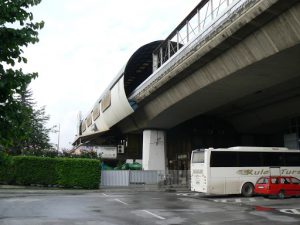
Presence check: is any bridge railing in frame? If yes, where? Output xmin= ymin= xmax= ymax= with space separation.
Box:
xmin=153 ymin=0 xmax=237 ymax=70
xmin=129 ymin=0 xmax=256 ymax=102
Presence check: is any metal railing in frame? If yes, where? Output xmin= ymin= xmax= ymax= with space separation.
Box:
xmin=129 ymin=0 xmax=257 ymax=102
xmin=158 ymin=170 xmax=191 ymax=188
xmin=153 ymin=0 xmax=238 ymax=70
xmin=100 ymin=170 xmax=191 ymax=188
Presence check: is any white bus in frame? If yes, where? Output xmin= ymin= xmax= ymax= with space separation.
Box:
xmin=191 ymin=146 xmax=300 ymax=196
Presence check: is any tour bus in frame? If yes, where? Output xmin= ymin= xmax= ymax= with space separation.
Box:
xmin=190 ymin=146 xmax=300 ymax=197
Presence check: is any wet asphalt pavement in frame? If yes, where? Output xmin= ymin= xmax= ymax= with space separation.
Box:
xmin=0 ymin=188 xmax=300 ymax=225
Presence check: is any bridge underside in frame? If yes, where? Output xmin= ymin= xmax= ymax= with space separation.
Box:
xmin=116 ymin=44 xmax=300 ymax=168
xmin=113 ymin=2 xmax=300 ymax=169
xmin=139 ymin=43 xmax=300 ymax=134
xmin=117 ymin=1 xmax=300 ymax=135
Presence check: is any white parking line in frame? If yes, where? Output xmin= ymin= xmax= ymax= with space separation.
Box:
xmin=176 ymin=193 xmax=200 ymax=196
xmin=213 ymin=198 xmax=258 ymax=203
xmin=142 ymin=210 xmax=165 ymax=220
xmin=235 ymin=198 xmax=242 ymax=203
xmin=102 ymin=193 xmax=110 ymax=197
xmin=114 ymin=198 xmax=128 ymax=205
xmin=279 ymin=209 xmax=300 ymax=215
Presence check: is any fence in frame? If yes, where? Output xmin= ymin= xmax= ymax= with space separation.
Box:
xmin=100 ymin=170 xmax=190 ymax=188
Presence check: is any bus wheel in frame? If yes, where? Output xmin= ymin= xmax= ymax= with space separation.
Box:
xmin=278 ymin=190 xmax=285 ymax=199
xmin=241 ymin=182 xmax=254 ymax=197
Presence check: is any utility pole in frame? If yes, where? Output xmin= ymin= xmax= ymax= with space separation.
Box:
xmin=57 ymin=124 xmax=60 ymax=152
xmin=52 ymin=124 xmax=60 ymax=152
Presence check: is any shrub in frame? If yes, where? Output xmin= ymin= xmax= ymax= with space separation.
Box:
xmin=0 ymin=156 xmax=101 ymax=189
xmin=56 ymin=158 xmax=100 ymax=189
xmin=13 ymin=156 xmax=57 ymax=185
xmin=0 ymin=152 xmax=14 ymax=184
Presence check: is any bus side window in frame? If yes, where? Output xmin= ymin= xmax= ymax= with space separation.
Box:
xmin=238 ymin=152 xmax=262 ymax=167
xmin=210 ymin=151 xmax=238 ymax=167
xmin=285 ymin=153 xmax=300 ymax=166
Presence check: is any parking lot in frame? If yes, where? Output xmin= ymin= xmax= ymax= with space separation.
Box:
xmin=0 ymin=188 xmax=299 ymax=225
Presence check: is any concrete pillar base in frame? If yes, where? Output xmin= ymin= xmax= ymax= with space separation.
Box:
xmin=142 ymin=130 xmax=166 ymax=171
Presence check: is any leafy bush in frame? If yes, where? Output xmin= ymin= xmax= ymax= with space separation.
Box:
xmin=56 ymin=158 xmax=100 ymax=189
xmin=0 ymin=156 xmax=101 ymax=189
xmin=0 ymin=152 xmax=14 ymax=184
xmin=22 ymin=148 xmax=59 ymax=158
xmin=13 ymin=156 xmax=57 ymax=185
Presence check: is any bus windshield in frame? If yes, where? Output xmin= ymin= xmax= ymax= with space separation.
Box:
xmin=192 ymin=151 xmax=204 ymax=163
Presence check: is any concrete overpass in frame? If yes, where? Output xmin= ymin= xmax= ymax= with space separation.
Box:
xmin=73 ymin=0 xmax=300 ymax=170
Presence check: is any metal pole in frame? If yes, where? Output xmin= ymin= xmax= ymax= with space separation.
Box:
xmin=177 ymin=31 xmax=180 ymax=51
xmin=57 ymin=124 xmax=60 ymax=152
xmin=211 ymin=0 xmax=214 ymax=20
xmin=168 ymin=40 xmax=171 ymax=59
xmin=160 ymin=47 xmax=163 ymax=66
xmin=197 ymin=8 xmax=201 ymax=33
xmin=152 ymin=53 xmax=158 ymax=72
xmin=186 ymin=20 xmax=189 ymax=43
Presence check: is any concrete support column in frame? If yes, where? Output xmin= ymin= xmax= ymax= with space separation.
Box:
xmin=142 ymin=130 xmax=166 ymax=171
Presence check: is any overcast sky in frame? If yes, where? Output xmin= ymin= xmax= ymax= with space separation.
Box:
xmin=22 ymin=0 xmax=200 ymax=150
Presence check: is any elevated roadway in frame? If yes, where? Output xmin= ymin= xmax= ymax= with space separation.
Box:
xmin=73 ymin=0 xmax=300 ymax=170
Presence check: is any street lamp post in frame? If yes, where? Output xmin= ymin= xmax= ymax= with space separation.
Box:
xmin=52 ymin=124 xmax=60 ymax=152
xmin=57 ymin=124 xmax=60 ymax=152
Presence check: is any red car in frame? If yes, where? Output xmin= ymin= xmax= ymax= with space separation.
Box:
xmin=255 ymin=176 xmax=300 ymax=198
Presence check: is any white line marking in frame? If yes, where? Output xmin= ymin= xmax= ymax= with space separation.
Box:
xmin=279 ymin=209 xmax=300 ymax=215
xmin=114 ymin=198 xmax=128 ymax=205
xmin=102 ymin=193 xmax=110 ymax=197
xmin=213 ymin=199 xmax=228 ymax=203
xmin=142 ymin=210 xmax=165 ymax=220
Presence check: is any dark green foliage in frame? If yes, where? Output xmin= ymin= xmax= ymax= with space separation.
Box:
xmin=0 ymin=0 xmax=45 ymax=149
xmin=0 ymin=156 xmax=101 ymax=189
xmin=17 ymin=90 xmax=52 ymax=153
xmin=6 ymin=89 xmax=52 ymax=155
xmin=22 ymin=148 xmax=58 ymax=158
xmin=13 ymin=156 xmax=57 ymax=185
xmin=0 ymin=151 xmax=14 ymax=184
xmin=56 ymin=158 xmax=101 ymax=189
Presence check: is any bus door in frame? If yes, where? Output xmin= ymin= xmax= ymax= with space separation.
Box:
xmin=191 ymin=150 xmax=206 ymax=192
xmin=270 ymin=167 xmax=281 ymax=176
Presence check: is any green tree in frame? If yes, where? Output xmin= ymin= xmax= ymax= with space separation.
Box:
xmin=19 ymin=89 xmax=52 ymax=154
xmin=0 ymin=0 xmax=44 ymax=149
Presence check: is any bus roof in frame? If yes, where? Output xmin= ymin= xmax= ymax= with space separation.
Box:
xmin=192 ymin=146 xmax=300 ymax=153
